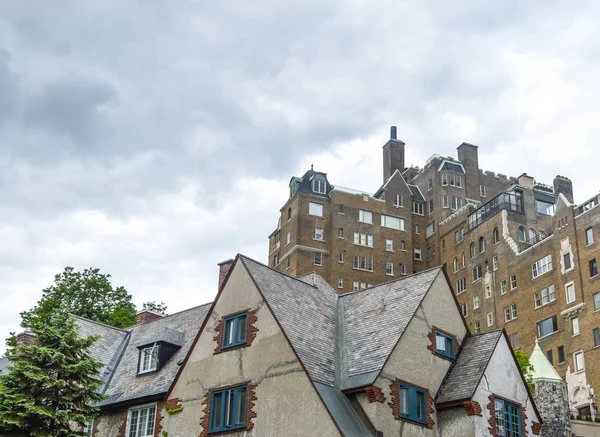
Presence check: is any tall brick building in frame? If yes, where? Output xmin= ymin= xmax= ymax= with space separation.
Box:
xmin=268 ymin=126 xmax=600 ymax=418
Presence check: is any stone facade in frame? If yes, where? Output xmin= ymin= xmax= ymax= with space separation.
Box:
xmin=535 ymin=379 xmax=569 ymax=437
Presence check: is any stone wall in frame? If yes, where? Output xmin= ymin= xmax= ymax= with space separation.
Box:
xmin=534 ymin=379 xmax=570 ymax=437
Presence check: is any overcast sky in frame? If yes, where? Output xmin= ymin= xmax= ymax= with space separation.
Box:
xmin=1 ymin=0 xmax=599 ymax=345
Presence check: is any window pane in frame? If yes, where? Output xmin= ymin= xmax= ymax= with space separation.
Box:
xmin=309 ymin=202 xmax=323 ymax=217
xmin=212 ymin=393 xmax=223 ymax=429
xmin=226 ymin=389 xmax=235 ymax=426
xmin=399 ymin=387 xmax=409 ymax=415
xmin=224 ymin=319 xmax=234 ymax=345
xmin=138 ymin=409 xmax=148 ymax=436
xmin=236 ymin=388 xmax=247 ymax=425
xmin=145 ymin=407 xmax=156 ymax=436
xmin=129 ymin=410 xmax=139 ymax=437
xmin=236 ymin=316 xmax=247 ymax=343
xmin=416 ymin=391 xmax=425 ymax=419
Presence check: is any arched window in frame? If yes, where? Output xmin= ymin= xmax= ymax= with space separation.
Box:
xmin=518 ymin=227 xmax=526 ymax=243
xmin=479 ymin=237 xmax=485 ymax=253
xmin=453 ymin=257 xmax=459 ymax=273
xmin=493 ymin=227 xmax=499 ymax=244
xmin=529 ymin=228 xmax=536 ymax=241
xmin=470 ymin=243 xmax=476 ymax=259
xmin=462 ymin=252 xmax=466 ymax=267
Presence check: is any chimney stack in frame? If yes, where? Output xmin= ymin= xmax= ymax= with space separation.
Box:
xmin=16 ymin=330 xmax=36 ymax=346
xmin=553 ymin=175 xmax=574 ymax=204
xmin=382 ymin=125 xmax=405 ymax=183
xmin=136 ymin=310 xmax=164 ymax=325
xmin=218 ymin=259 xmax=235 ymax=291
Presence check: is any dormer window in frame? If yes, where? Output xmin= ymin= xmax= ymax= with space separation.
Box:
xmin=312 ymin=179 xmax=326 ymax=194
xmin=139 ymin=344 xmax=158 ymax=374
xmin=223 ymin=313 xmax=248 ymax=349
xmin=435 ymin=331 xmax=456 ymax=360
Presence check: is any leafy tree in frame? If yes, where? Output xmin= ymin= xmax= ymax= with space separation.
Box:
xmin=142 ymin=301 xmax=168 ymax=315
xmin=21 ymin=267 xmax=137 ymax=329
xmin=0 ymin=311 xmax=106 ymax=436
xmin=514 ymin=349 xmax=535 ymax=391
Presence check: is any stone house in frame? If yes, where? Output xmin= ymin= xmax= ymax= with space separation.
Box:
xmin=83 ymin=254 xmax=541 ymax=436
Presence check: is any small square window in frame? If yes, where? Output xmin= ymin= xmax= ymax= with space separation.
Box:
xmin=315 ymin=227 xmax=324 ymax=240
xmin=314 ymin=252 xmax=322 ymax=266
xmin=222 ymin=314 xmax=247 ymax=350
xmin=435 ymin=331 xmax=456 ymax=359
xmin=209 ymin=385 xmax=247 ymax=433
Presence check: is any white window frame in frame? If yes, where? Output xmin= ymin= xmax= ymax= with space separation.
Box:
xmin=286 ymin=231 xmax=291 ymax=245
xmin=442 ymin=174 xmax=448 ymax=185
xmin=500 ymin=279 xmax=507 ymax=295
xmin=126 ymin=403 xmax=157 ymax=437
xmin=414 ymin=248 xmax=421 ymax=260
xmin=353 ymin=280 xmax=359 ymax=291
xmin=139 ymin=345 xmax=158 ymax=374
xmin=492 ymin=256 xmax=498 ymax=271
xmin=412 ymin=202 xmax=424 ymax=215
xmin=426 ymin=222 xmax=434 ymax=237
xmin=308 ymin=202 xmax=324 ymax=217
xmin=394 ymin=194 xmax=403 ymax=208
xmin=531 ymin=255 xmax=553 ymax=279
xmin=472 ymin=265 xmax=482 ymax=282
xmin=359 ymin=210 xmax=373 ymax=224
xmin=566 ymin=281 xmax=576 ymax=304
xmin=574 ymin=351 xmax=585 ymax=372
xmin=485 ymin=285 xmax=491 ymax=299
xmin=386 ymin=262 xmax=394 ymax=276
xmin=510 ymin=274 xmax=517 ymax=290
xmin=443 ymin=196 xmax=449 ymax=209
xmin=381 ymin=214 xmax=405 ymax=231
xmin=338 ymin=252 xmax=344 ymax=263
xmin=480 ymin=184 xmax=486 ymax=197
xmin=314 ymin=227 xmax=324 ymax=241
xmin=487 ymin=312 xmax=493 ymax=327
xmin=461 ymin=303 xmax=468 ymax=317
xmin=473 ymin=294 xmax=479 ymax=310
xmin=401 ymin=264 xmax=407 ymax=275
xmin=586 ymin=227 xmax=594 ymax=246
xmin=474 ymin=321 xmax=480 ymax=333
xmin=572 ymin=317 xmax=580 ymax=335
xmin=385 ymin=239 xmax=393 ymax=251
xmin=312 ymin=179 xmax=326 ymax=194
xmin=456 ymin=278 xmax=466 ymax=294
xmin=314 ymin=252 xmax=322 ymax=266
xmin=337 ymin=278 xmax=343 ymax=289
xmin=428 ymin=178 xmax=433 ymax=191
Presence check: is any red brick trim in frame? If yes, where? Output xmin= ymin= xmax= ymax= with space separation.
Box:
xmin=365 ymin=385 xmax=386 ymax=403
xmin=532 ymin=421 xmax=541 ymax=435
xmin=119 ymin=409 xmax=128 ymax=437
xmin=426 ymin=326 xmax=460 ymax=361
xmin=154 ymin=401 xmax=165 ymax=437
xmin=487 ymin=394 xmax=527 ymax=437
xmin=92 ymin=418 xmax=99 ymax=437
xmin=213 ymin=309 xmax=259 ymax=355
xmin=388 ymin=379 xmax=434 ymax=429
xmin=199 ymin=381 xmax=257 ymax=437
xmin=165 ymin=397 xmax=183 ymax=413
xmin=464 ymin=400 xmax=482 ymax=416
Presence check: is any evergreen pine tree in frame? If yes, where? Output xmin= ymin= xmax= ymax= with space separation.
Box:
xmin=0 ymin=311 xmax=106 ymax=436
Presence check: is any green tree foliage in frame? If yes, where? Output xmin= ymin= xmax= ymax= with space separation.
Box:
xmin=0 ymin=312 xmax=106 ymax=436
xmin=142 ymin=301 xmax=168 ymax=315
xmin=514 ymin=349 xmax=535 ymax=391
xmin=21 ymin=267 xmax=137 ymax=329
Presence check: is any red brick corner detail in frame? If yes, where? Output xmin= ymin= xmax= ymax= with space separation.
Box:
xmin=521 ymin=406 xmax=529 ymax=437
xmin=464 ymin=400 xmax=482 ymax=416
xmin=154 ymin=401 xmax=165 ymax=437
xmin=388 ymin=379 xmax=434 ymax=429
xmin=199 ymin=381 xmax=257 ymax=437
xmin=91 ymin=418 xmax=99 ymax=437
xmin=365 ymin=385 xmax=386 ymax=403
xmin=426 ymin=326 xmax=460 ymax=361
xmin=119 ymin=409 xmax=128 ymax=437
xmin=213 ymin=309 xmax=259 ymax=355
xmin=165 ymin=397 xmax=183 ymax=412
xmin=487 ymin=395 xmax=496 ymax=436
xmin=532 ymin=421 xmax=541 ymax=435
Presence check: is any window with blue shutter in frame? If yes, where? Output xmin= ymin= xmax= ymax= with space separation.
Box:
xmin=209 ymin=385 xmax=247 ymax=433
xmin=398 ymin=383 xmax=427 ymax=425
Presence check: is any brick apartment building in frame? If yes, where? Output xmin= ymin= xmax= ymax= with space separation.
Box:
xmin=268 ymin=126 xmax=600 ymax=418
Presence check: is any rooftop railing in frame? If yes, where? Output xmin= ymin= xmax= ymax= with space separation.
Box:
xmin=467 ymin=191 xmax=524 ymax=231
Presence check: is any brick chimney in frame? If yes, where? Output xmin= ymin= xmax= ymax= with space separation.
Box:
xmin=136 ymin=310 xmax=165 ymax=325
xmin=218 ymin=259 xmax=235 ymax=291
xmin=382 ymin=125 xmax=405 ymax=183
xmin=553 ymin=175 xmax=574 ymax=204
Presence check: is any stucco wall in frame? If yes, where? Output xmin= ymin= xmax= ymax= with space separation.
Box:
xmin=358 ymin=273 xmax=468 ymax=436
xmin=163 ymin=261 xmax=340 ymax=437
xmin=437 ymin=407 xmax=476 ymax=437
xmin=472 ymin=335 xmax=539 ymax=436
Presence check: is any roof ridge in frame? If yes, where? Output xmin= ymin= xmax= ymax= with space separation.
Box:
xmin=134 ymin=301 xmax=213 ymax=327
xmin=71 ymin=314 xmax=129 ymax=332
xmin=339 ymin=267 xmax=442 ymax=298
xmin=239 ymin=255 xmax=338 ymax=296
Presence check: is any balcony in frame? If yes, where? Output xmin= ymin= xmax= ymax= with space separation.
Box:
xmin=468 ymin=191 xmax=524 ymax=231
xmin=517 ymin=227 xmax=554 ymax=252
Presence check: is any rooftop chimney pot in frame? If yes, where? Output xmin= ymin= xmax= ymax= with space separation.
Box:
xmin=390 ymin=126 xmax=397 ymax=140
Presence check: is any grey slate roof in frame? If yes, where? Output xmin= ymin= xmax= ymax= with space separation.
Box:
xmin=341 ymin=269 xmax=440 ymax=381
xmin=435 ymin=330 xmax=503 ymax=404
xmin=242 ymin=257 xmax=338 ymax=386
xmin=94 ymin=303 xmax=211 ymax=407
xmin=408 ymin=184 xmax=425 ymax=202
xmin=0 ymin=357 xmax=11 ymax=376
xmin=439 ymin=161 xmax=465 ymax=174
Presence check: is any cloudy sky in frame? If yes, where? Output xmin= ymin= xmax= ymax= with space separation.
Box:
xmin=1 ymin=0 xmax=599 ymax=345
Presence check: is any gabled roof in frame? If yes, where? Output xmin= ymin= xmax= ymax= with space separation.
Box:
xmin=242 ymin=257 xmax=338 ymax=386
xmin=93 ymin=303 xmax=211 ymax=408
xmin=340 ymin=268 xmax=441 ymax=387
xmin=435 ymin=330 xmax=502 ymax=404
